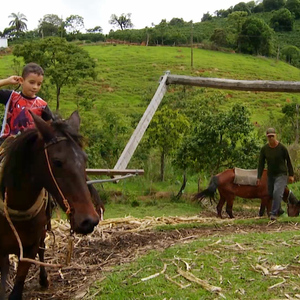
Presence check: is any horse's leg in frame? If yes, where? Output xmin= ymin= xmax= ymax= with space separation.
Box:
xmin=216 ymin=194 xmax=226 ymax=218
xmin=265 ymin=197 xmax=272 ymax=217
xmin=38 ymin=232 xmax=49 ymax=288
xmin=225 ymin=194 xmax=235 ymax=218
xmin=0 ymin=255 xmax=9 ymax=300
xmin=9 ymin=260 xmax=31 ymax=300
xmin=9 ymin=245 xmax=39 ymax=300
xmin=259 ymin=198 xmax=267 ymax=217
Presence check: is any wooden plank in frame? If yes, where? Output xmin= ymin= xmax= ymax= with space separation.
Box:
xmin=86 ymin=169 xmax=144 ymax=176
xmin=113 ymin=71 xmax=169 ymax=171
xmin=166 ymin=75 xmax=300 ymax=93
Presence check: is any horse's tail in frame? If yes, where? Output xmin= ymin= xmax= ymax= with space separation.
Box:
xmin=194 ymin=176 xmax=219 ymax=204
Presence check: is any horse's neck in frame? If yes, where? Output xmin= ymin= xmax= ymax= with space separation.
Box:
xmin=6 ymin=183 xmax=43 ymax=211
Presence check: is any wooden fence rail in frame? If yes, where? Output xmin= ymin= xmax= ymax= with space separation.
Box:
xmin=166 ymin=74 xmax=300 ymax=93
xmin=86 ymin=169 xmax=144 ymax=176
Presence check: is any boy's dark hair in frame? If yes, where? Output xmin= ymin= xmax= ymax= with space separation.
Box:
xmin=22 ymin=62 xmax=44 ymax=78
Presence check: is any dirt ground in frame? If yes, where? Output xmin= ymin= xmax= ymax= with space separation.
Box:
xmin=6 ymin=208 xmax=300 ymax=300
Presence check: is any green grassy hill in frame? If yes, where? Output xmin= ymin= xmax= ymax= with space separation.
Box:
xmin=1 ymin=44 xmax=299 ymax=128
xmin=72 ymin=44 xmax=299 ymax=124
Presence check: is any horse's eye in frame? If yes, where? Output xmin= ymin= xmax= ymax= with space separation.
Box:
xmin=52 ymin=159 xmax=63 ymax=168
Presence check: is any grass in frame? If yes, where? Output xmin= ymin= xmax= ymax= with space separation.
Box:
xmin=89 ymin=225 xmax=300 ymax=300
xmin=103 ymin=200 xmax=200 ymax=219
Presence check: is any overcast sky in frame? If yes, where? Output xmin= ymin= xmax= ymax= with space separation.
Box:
xmin=0 ymin=0 xmax=244 ymax=35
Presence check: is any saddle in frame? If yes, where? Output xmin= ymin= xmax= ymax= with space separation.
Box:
xmin=233 ymin=168 xmax=258 ymax=186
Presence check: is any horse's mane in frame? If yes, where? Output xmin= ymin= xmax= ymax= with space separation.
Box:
xmin=1 ymin=117 xmax=83 ymax=191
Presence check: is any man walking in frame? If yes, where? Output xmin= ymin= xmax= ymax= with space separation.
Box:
xmin=257 ymin=128 xmax=294 ymax=220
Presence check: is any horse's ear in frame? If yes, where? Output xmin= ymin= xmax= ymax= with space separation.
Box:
xmin=66 ymin=111 xmax=80 ymax=132
xmin=29 ymin=110 xmax=55 ymax=141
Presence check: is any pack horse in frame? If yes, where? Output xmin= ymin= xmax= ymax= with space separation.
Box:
xmin=195 ymin=168 xmax=300 ymax=218
xmin=0 ymin=111 xmax=100 ymax=299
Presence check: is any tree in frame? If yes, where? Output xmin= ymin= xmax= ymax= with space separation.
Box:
xmin=201 ymin=12 xmax=213 ymax=22
xmin=1 ymin=26 xmax=17 ymax=38
xmin=253 ymin=3 xmax=264 ymax=12
xmin=286 ymin=0 xmax=300 ymax=18
xmin=109 ymin=13 xmax=133 ymax=30
xmin=282 ymin=102 xmax=300 ymax=143
xmin=176 ymin=104 xmax=259 ymax=174
xmin=263 ymin=0 xmax=286 ymax=11
xmin=227 ymin=11 xmax=248 ymax=50
xmin=233 ymin=2 xmax=251 ymax=14
xmin=270 ymin=8 xmax=294 ymax=31
xmin=210 ymin=28 xmax=228 ymax=47
xmin=38 ymin=14 xmax=63 ymax=37
xmin=246 ymin=1 xmax=257 ymax=12
xmin=169 ymin=18 xmax=186 ymax=26
xmin=154 ymin=19 xmax=169 ymax=45
xmin=65 ymin=15 xmax=85 ymax=34
xmin=281 ymin=45 xmax=300 ymax=63
xmin=215 ymin=9 xmax=232 ymax=18
xmin=86 ymin=26 xmax=103 ymax=33
xmin=238 ymin=17 xmax=274 ymax=55
xmin=8 ymin=12 xmax=27 ymax=36
xmin=81 ymin=108 xmax=129 ymax=168
xmin=13 ymin=37 xmax=96 ymax=111
xmin=146 ymin=107 xmax=190 ymax=181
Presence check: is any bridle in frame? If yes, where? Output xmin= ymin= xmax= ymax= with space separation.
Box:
xmin=44 ymin=136 xmax=71 ymax=214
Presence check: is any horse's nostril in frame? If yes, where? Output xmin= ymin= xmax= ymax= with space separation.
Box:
xmin=80 ymin=216 xmax=99 ymax=234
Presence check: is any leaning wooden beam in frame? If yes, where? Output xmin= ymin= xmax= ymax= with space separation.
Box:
xmin=166 ymin=74 xmax=300 ymax=93
xmin=113 ymin=71 xmax=170 ymax=171
xmin=86 ymin=169 xmax=144 ymax=176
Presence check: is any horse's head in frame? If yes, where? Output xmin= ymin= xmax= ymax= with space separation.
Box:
xmin=287 ymin=190 xmax=300 ymax=217
xmin=30 ymin=111 xmax=99 ymax=234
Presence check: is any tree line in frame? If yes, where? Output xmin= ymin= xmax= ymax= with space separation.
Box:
xmin=2 ymin=1 xmax=300 ymax=67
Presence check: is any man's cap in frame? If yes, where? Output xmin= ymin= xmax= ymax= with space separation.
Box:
xmin=266 ymin=128 xmax=276 ymax=136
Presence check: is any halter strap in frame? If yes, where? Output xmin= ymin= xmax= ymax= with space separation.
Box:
xmin=44 ymin=137 xmax=71 ymax=214
xmin=0 ymin=189 xmax=48 ymax=221
xmin=44 ymin=136 xmax=68 ymax=148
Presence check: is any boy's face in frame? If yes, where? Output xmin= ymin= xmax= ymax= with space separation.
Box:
xmin=20 ymin=72 xmax=44 ymax=98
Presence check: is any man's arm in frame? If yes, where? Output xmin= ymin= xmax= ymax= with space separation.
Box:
xmin=257 ymin=147 xmax=265 ymax=180
xmin=285 ymin=147 xmax=294 ymax=183
xmin=256 ymin=147 xmax=266 ymax=186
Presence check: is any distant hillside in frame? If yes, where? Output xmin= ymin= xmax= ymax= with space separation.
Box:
xmin=48 ymin=45 xmax=300 ymax=125
xmin=0 ymin=44 xmax=298 ymax=126
xmin=107 ymin=9 xmax=300 ymax=62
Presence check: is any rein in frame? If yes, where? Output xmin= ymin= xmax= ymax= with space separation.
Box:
xmin=44 ymin=137 xmax=71 ymax=215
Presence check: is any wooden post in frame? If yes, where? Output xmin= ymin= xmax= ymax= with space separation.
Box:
xmin=190 ymin=21 xmax=194 ymax=68
xmin=113 ymin=71 xmax=169 ymax=171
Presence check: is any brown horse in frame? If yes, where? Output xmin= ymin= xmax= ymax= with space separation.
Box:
xmin=195 ymin=168 xmax=299 ymax=218
xmin=0 ymin=111 xmax=100 ymax=300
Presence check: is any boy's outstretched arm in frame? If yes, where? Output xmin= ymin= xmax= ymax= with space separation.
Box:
xmin=0 ymin=76 xmax=22 ymax=87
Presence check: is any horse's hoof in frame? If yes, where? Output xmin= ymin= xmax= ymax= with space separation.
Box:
xmin=39 ymin=277 xmax=49 ymax=288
